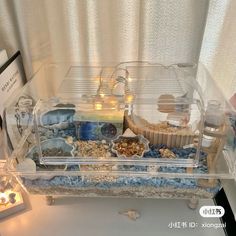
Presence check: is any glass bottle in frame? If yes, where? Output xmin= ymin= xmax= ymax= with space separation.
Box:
xmin=205 ymin=100 xmax=224 ymax=128
xmin=202 ymin=100 xmax=224 ymax=148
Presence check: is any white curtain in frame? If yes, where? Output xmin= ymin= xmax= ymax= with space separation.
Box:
xmin=200 ymin=0 xmax=236 ymax=98
xmin=0 ymin=0 xmax=208 ymax=76
xmin=0 ymin=0 xmax=236 ymax=98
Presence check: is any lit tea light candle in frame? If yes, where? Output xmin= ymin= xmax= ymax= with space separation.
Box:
xmin=94 ymin=95 xmax=104 ymax=110
xmin=0 ymin=192 xmax=9 ymax=205
xmin=0 ymin=189 xmax=25 ymax=219
xmin=97 ymin=79 xmax=111 ymax=98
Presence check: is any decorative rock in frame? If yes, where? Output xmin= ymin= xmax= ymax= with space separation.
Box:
xmin=122 ymin=128 xmax=136 ymax=137
xmin=16 ymin=158 xmax=36 ymax=172
xmin=66 ymin=136 xmax=74 ymax=145
xmin=101 ymin=140 xmax=106 ymax=144
xmin=8 ymin=193 xmax=16 ymax=204
xmin=159 ymin=148 xmax=176 ymax=158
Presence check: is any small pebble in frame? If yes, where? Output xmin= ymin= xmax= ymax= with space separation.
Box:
xmin=119 ymin=209 xmax=141 ymax=221
xmin=159 ymin=148 xmax=176 ymax=158
xmin=76 ymin=141 xmax=111 ymax=158
xmin=66 ymin=136 xmax=74 ymax=145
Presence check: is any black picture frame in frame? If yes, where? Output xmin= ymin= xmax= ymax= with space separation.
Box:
xmin=0 ymin=51 xmax=27 ymax=128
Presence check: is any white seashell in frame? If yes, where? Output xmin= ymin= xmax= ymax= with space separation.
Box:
xmin=119 ymin=209 xmax=140 ymax=221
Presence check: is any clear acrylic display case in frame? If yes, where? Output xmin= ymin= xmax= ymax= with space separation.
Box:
xmin=3 ymin=62 xmax=236 ymax=200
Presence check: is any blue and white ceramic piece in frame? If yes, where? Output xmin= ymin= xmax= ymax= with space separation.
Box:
xmin=78 ymin=122 xmax=119 ymax=140
xmin=41 ymin=138 xmax=75 ymax=157
xmin=27 ymin=138 xmax=75 ymax=159
xmin=40 ymin=108 xmax=75 ymax=126
xmin=39 ymin=108 xmax=76 ymax=138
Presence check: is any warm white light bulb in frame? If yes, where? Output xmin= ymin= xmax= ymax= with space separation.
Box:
xmin=0 ymin=192 xmax=9 ymax=205
xmin=95 ymin=102 xmax=102 ymax=110
xmin=109 ymin=96 xmax=118 ymax=106
xmin=125 ymin=93 xmax=134 ymax=103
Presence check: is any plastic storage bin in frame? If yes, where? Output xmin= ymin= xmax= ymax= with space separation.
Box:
xmin=3 ymin=62 xmax=236 ymax=202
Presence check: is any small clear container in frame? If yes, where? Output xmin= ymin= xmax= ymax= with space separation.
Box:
xmin=205 ymin=100 xmax=224 ymax=128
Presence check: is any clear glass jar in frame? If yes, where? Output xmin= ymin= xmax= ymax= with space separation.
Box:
xmin=205 ymin=100 xmax=224 ymax=128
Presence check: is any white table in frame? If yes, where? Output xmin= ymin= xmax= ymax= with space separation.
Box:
xmin=0 ymin=195 xmax=225 ymax=236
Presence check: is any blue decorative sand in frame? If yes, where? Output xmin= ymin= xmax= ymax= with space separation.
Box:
xmin=22 ymin=146 xmax=220 ymax=199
